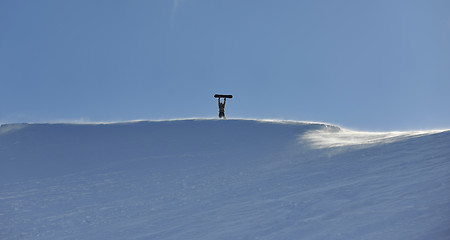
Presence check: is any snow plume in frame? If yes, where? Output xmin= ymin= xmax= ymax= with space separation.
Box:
xmin=301 ymin=126 xmax=447 ymax=149
xmin=0 ymin=123 xmax=27 ymax=135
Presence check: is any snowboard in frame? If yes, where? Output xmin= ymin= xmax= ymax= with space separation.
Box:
xmin=214 ymin=94 xmax=233 ymax=98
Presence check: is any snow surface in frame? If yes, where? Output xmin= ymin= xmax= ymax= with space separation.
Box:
xmin=1 ymin=119 xmax=449 ymax=240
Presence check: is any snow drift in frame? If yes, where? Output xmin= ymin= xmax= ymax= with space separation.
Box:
xmin=1 ymin=119 xmax=449 ymax=240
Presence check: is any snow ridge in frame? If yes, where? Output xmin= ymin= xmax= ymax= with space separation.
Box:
xmin=1 ymin=119 xmax=449 ymax=240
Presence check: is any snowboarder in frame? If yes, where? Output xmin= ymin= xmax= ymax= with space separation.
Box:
xmin=214 ymin=94 xmax=232 ymax=119
xmin=218 ymin=97 xmax=226 ymax=119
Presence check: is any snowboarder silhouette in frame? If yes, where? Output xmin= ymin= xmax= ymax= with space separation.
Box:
xmin=218 ymin=97 xmax=226 ymax=119
xmin=214 ymin=94 xmax=232 ymax=119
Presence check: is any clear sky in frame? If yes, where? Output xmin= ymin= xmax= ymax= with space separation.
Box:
xmin=1 ymin=0 xmax=449 ymax=130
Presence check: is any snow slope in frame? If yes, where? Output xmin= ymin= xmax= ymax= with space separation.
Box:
xmin=1 ymin=119 xmax=449 ymax=240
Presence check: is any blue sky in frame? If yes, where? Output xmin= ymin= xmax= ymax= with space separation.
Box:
xmin=1 ymin=0 xmax=449 ymax=130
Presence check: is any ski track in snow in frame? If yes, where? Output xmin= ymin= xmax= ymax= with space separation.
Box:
xmin=1 ymin=119 xmax=449 ymax=240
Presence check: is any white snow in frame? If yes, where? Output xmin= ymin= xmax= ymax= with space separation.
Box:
xmin=301 ymin=127 xmax=447 ymax=149
xmin=1 ymin=119 xmax=449 ymax=240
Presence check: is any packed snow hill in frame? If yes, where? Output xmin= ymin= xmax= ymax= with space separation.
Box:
xmin=1 ymin=119 xmax=449 ymax=240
